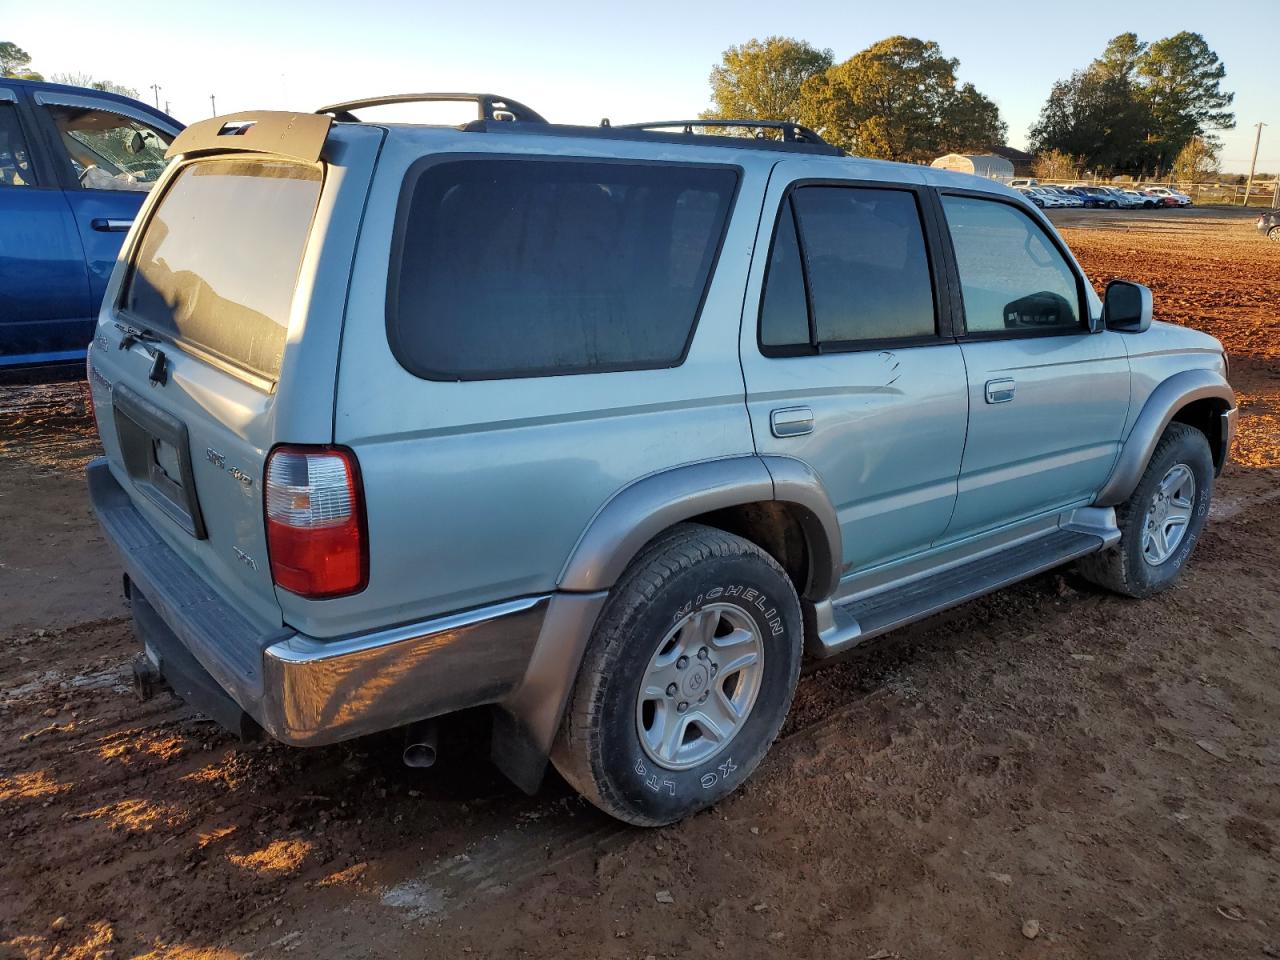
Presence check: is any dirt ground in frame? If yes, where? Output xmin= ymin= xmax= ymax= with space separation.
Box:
xmin=1 ymin=208 xmax=1278 ymax=960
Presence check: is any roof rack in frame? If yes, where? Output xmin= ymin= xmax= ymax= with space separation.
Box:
xmin=316 ymin=93 xmax=547 ymax=124
xmin=614 ymin=119 xmax=833 ymax=147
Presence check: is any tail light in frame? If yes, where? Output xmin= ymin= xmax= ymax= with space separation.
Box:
xmin=264 ymin=446 xmax=367 ymax=598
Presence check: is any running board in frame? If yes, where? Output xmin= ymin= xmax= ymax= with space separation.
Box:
xmin=811 ymin=528 xmax=1106 ymax=657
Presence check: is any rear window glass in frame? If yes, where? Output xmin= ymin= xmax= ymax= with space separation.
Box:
xmin=122 ymin=159 xmax=322 ymax=381
xmin=388 ymin=157 xmax=738 ymax=380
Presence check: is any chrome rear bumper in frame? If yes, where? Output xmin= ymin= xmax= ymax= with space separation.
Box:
xmin=87 ymin=457 xmax=552 ymax=745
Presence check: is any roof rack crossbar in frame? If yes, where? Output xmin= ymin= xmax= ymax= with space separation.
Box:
xmin=316 ymin=93 xmax=547 ymax=124
xmin=615 ymin=119 xmax=832 ymax=146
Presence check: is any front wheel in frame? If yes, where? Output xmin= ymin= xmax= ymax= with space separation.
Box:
xmin=553 ymin=524 xmax=803 ymax=826
xmin=1078 ymin=422 xmax=1213 ymax=598
xmin=1268 ymin=226 xmax=1280 ymax=243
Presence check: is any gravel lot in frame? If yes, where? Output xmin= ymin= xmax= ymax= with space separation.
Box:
xmin=2 ymin=207 xmax=1277 ymax=960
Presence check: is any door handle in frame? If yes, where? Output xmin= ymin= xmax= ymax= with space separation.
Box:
xmin=770 ymin=406 xmax=814 ymax=438
xmin=91 ymin=218 xmax=134 ymax=232
xmin=985 ymin=378 xmax=1016 ymax=404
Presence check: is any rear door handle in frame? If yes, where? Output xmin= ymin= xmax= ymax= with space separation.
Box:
xmin=985 ymin=378 xmax=1016 ymax=404
xmin=91 ymin=218 xmax=133 ymax=232
xmin=770 ymin=406 xmax=814 ymax=438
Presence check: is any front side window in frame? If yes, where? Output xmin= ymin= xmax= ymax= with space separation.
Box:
xmin=0 ymin=103 xmax=34 ymax=187
xmin=941 ymin=195 xmax=1083 ymax=335
xmin=122 ymin=159 xmax=322 ymax=381
xmin=389 ymin=157 xmax=738 ymax=380
xmin=759 ymin=185 xmax=937 ymax=353
xmin=46 ymin=103 xmax=173 ymax=192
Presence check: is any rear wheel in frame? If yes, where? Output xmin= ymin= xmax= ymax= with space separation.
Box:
xmin=1269 ymin=226 xmax=1280 ymax=243
xmin=553 ymin=524 xmax=803 ymax=826
xmin=1078 ymin=422 xmax=1213 ymax=598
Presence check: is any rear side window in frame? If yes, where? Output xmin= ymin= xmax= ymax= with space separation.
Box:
xmin=388 ymin=157 xmax=738 ymax=380
xmin=759 ymin=185 xmax=937 ymax=354
xmin=122 ymin=159 xmax=321 ymax=381
xmin=941 ymin=195 xmax=1082 ymax=335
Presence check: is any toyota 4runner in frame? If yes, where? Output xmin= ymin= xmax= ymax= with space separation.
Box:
xmin=86 ymin=94 xmax=1236 ymax=826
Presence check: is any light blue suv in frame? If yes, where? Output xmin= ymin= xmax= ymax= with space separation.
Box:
xmin=86 ymin=95 xmax=1236 ymax=826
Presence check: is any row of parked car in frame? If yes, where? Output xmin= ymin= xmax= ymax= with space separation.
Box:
xmin=1011 ymin=181 xmax=1192 ymax=210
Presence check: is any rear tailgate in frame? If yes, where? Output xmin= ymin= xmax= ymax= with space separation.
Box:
xmin=88 ymin=116 xmax=384 ymax=632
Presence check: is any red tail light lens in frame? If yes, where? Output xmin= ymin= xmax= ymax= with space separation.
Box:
xmin=264 ymin=446 xmax=367 ymax=598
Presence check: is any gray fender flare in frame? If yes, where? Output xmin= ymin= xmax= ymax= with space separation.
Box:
xmin=1094 ymin=368 xmax=1235 ymax=507
xmin=491 ymin=455 xmax=841 ymax=793
xmin=556 ymin=454 xmax=841 ymax=600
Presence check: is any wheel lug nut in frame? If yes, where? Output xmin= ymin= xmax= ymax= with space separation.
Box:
xmin=666 ymin=683 xmax=678 ymax=697
xmin=699 ymin=691 xmax=708 ymax=703
xmin=697 ymin=647 xmax=709 ymax=660
xmin=676 ymin=656 xmax=689 ymax=669
xmin=677 ymin=701 xmax=689 ymax=713
xmin=710 ymin=664 xmax=718 ymax=676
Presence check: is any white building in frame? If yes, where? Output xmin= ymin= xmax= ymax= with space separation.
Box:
xmin=930 ymin=153 xmax=1016 ymax=181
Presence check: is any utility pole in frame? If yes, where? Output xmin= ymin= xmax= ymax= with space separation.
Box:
xmin=1243 ymin=122 xmax=1265 ymax=206
xmin=164 ymin=100 xmax=170 ymax=115
xmin=210 ymin=94 xmax=217 ymax=117
xmin=149 ymin=83 xmax=162 ymax=109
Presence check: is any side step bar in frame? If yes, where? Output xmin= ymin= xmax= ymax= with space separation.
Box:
xmin=812 ymin=528 xmax=1107 ymax=657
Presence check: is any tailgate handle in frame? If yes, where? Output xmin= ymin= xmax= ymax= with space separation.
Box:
xmin=91 ymin=218 xmax=134 ymax=232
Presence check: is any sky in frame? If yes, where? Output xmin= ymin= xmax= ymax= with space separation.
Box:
xmin=7 ymin=0 xmax=1279 ymax=173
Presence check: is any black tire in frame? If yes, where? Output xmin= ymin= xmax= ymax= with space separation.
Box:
xmin=552 ymin=523 xmax=803 ymax=826
xmin=1268 ymin=226 xmax=1280 ymax=243
xmin=1078 ymin=422 xmax=1214 ymax=598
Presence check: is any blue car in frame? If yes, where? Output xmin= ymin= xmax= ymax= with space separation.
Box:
xmin=0 ymin=79 xmax=182 ymax=378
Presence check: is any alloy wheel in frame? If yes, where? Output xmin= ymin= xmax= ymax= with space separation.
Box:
xmin=1141 ymin=463 xmax=1196 ymax=565
xmin=635 ymin=603 xmax=765 ymax=771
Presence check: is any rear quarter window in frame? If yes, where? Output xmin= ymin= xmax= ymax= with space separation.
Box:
xmin=122 ymin=158 xmax=322 ymax=382
xmin=387 ymin=156 xmax=739 ymax=380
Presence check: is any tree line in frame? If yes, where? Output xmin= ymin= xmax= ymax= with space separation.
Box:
xmin=703 ymin=33 xmax=1235 ymax=178
xmin=703 ymin=36 xmax=1005 ymax=163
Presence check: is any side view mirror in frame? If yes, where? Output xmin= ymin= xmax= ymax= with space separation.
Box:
xmin=125 ymin=131 xmax=145 ymax=155
xmin=1102 ymin=280 xmax=1152 ymax=333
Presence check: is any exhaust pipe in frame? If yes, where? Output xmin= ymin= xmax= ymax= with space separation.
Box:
xmin=402 ymin=719 xmax=439 ymax=769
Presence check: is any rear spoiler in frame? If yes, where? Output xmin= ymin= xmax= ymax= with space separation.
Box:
xmin=165 ymin=112 xmax=332 ymax=164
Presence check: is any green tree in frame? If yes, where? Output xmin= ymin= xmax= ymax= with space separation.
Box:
xmin=1029 ymin=32 xmax=1234 ymax=176
xmin=797 ymin=36 xmax=1005 ymax=161
xmin=1170 ymin=136 xmax=1219 ymax=182
xmin=1138 ymin=32 xmax=1235 ymax=170
xmin=1029 ymin=34 xmax=1155 ymax=175
xmin=703 ymin=37 xmax=833 ymax=128
xmin=0 ymin=41 xmax=42 ymax=80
